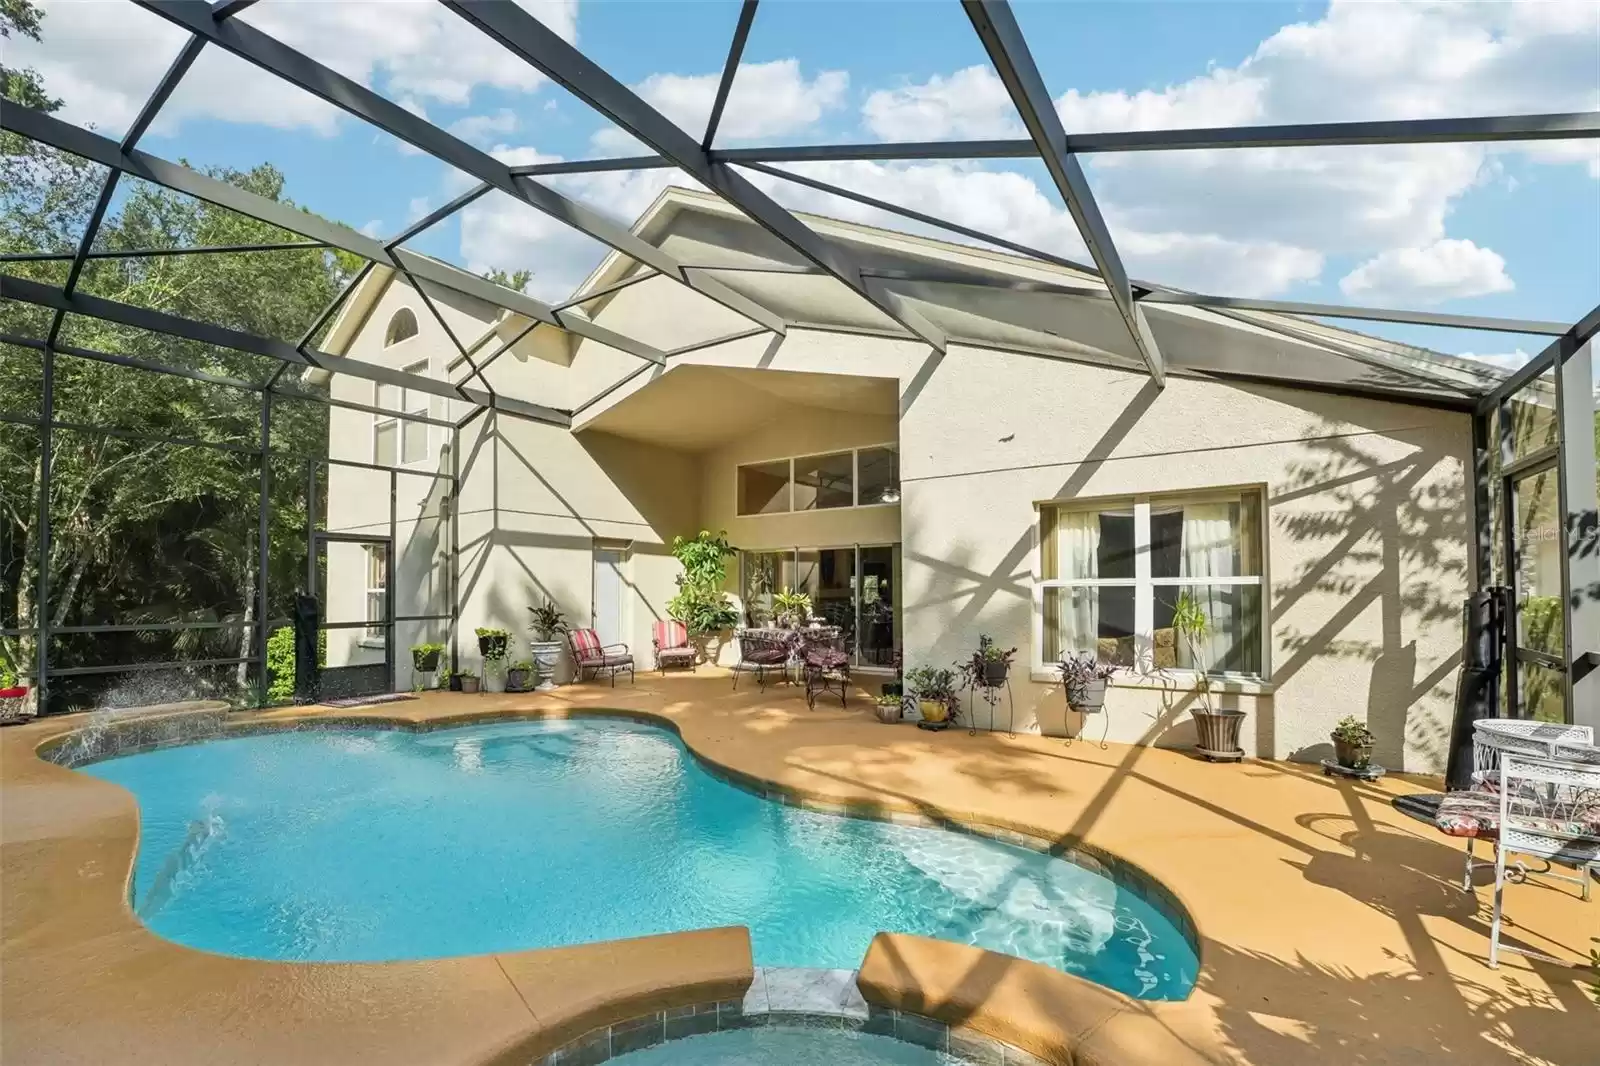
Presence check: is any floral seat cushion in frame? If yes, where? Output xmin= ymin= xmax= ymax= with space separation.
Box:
xmin=580 ymin=653 xmax=634 ymax=667
xmin=804 ymin=648 xmax=849 ymax=670
xmin=743 ymin=648 xmax=788 ymax=665
xmin=1435 ymin=790 xmax=1500 ymax=839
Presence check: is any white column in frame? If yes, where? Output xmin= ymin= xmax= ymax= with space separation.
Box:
xmin=1558 ymin=339 xmax=1599 ymax=731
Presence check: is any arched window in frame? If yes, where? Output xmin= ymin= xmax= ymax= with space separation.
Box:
xmin=384 ymin=307 xmax=419 ymax=346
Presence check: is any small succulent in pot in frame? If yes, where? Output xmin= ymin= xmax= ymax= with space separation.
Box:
xmin=1330 ymin=715 xmax=1376 ymax=769
xmin=1057 ymin=652 xmax=1117 ymax=713
xmin=872 ymin=693 xmax=902 ymax=724
xmin=905 ymin=665 xmax=959 ymax=724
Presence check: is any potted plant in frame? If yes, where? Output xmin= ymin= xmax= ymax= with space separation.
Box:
xmin=905 ymin=665 xmax=959 ymax=727
xmin=454 ymin=669 xmax=480 ymax=694
xmin=771 ymin=588 xmax=813 ymax=629
xmin=1057 ymin=652 xmax=1117 ymax=714
xmin=667 ymin=531 xmax=740 ymax=663
xmin=506 ymin=659 xmax=537 ymax=693
xmin=872 ymin=693 xmax=902 ymax=724
xmin=1172 ymin=592 xmax=1245 ymax=761
xmin=526 ymin=599 xmax=567 ymax=691
xmin=411 ymin=642 xmax=445 ymax=688
xmin=1331 ymin=715 xmax=1375 ymax=770
xmin=475 ymin=627 xmax=511 ymax=692
xmin=881 ymin=649 xmax=904 ymax=699
xmin=960 ymin=634 xmax=1017 ymax=688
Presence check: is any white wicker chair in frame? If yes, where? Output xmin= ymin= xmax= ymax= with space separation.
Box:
xmin=1487 ymin=751 xmax=1600 ymax=968
xmin=1458 ymin=719 xmax=1597 ymax=890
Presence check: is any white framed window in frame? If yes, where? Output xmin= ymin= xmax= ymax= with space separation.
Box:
xmin=735 ymin=445 xmax=899 ymax=517
xmin=364 ymin=544 xmax=387 ymax=641
xmin=1035 ymin=488 xmax=1265 ymax=678
xmin=374 ymin=359 xmax=430 ymax=466
xmin=384 ymin=308 xmax=418 ymax=346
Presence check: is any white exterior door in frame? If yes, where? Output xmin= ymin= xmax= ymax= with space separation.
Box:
xmin=593 ymin=549 xmax=626 ymax=648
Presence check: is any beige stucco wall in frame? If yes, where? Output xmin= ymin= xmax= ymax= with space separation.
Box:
xmin=329 ymin=253 xmax=1472 ymax=774
xmin=579 ymin=325 xmax=1471 ymax=773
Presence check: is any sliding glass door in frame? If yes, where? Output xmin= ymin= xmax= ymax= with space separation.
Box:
xmin=740 ymin=545 xmax=899 ymax=667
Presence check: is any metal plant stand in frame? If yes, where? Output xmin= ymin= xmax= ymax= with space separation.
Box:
xmin=1064 ymin=705 xmax=1111 ymax=750
xmin=968 ymin=679 xmax=1014 ymax=736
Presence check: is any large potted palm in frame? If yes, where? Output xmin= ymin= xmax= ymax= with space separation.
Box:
xmin=526 ymin=600 xmax=567 ymax=692
xmin=1173 ymin=593 xmax=1245 ymax=761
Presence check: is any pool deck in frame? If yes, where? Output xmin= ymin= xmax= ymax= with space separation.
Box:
xmin=2 ymin=673 xmax=1595 ymax=1065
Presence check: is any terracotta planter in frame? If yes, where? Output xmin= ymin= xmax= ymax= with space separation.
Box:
xmin=918 ymin=699 xmax=949 ymax=724
xmin=1334 ymin=737 xmax=1373 ymax=769
xmin=529 ymin=640 xmax=563 ymax=691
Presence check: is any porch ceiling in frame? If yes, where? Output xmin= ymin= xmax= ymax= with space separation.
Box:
xmin=575 ymin=365 xmax=898 ymax=452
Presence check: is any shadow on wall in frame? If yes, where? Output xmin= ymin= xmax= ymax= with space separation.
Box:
xmin=1266 ymin=402 xmax=1467 ymax=771
xmin=902 ymin=377 xmax=1467 ymax=765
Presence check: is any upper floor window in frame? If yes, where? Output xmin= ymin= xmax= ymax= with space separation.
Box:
xmin=1037 ymin=489 xmax=1265 ymax=677
xmin=735 ymin=445 xmax=899 ymax=516
xmin=374 ymin=360 xmax=430 ymax=466
xmin=385 ymin=308 xmax=419 ymax=346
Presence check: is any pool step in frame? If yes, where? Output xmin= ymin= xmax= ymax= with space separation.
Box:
xmin=745 ymin=967 xmax=869 ymax=1022
xmin=136 ymin=814 xmax=225 ymax=920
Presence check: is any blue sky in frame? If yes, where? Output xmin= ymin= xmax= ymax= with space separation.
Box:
xmin=16 ymin=0 xmax=1600 ymax=367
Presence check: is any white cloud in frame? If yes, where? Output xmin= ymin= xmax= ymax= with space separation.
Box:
xmin=12 ymin=0 xmax=577 ymax=138
xmin=1457 ymin=349 xmax=1531 ymax=373
xmin=1339 ymin=239 xmax=1515 ymax=304
xmin=590 ymin=59 xmax=847 ymax=155
xmin=862 ymin=66 xmax=1019 ymax=141
xmin=449 ymin=109 xmax=521 ymax=146
xmin=359 ymin=219 xmax=384 ymax=238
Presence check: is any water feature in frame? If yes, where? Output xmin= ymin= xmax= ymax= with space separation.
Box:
xmin=80 ymin=718 xmax=1198 ymax=999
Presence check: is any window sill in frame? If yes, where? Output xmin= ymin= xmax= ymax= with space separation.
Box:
xmin=357 ymin=638 xmax=387 ymax=651
xmin=1027 ymin=668 xmax=1273 ymax=696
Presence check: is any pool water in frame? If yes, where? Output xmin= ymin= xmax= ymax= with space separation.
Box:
xmin=610 ymin=1027 xmax=969 ymax=1065
xmin=83 ymin=719 xmax=1197 ymax=999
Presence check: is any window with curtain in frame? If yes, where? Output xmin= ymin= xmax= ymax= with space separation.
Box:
xmin=1039 ymin=490 xmax=1264 ymax=676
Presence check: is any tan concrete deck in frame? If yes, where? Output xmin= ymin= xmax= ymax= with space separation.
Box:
xmin=2 ymin=672 xmax=1595 ymax=1065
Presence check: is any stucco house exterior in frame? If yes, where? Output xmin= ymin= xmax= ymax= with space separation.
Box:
xmin=315 ymin=187 xmax=1506 ymax=773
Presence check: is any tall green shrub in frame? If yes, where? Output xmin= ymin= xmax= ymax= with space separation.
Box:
xmin=264 ymin=626 xmax=325 ymax=704
xmin=667 ymin=531 xmax=739 ymax=635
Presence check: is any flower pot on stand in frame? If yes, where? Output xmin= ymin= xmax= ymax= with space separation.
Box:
xmin=982 ymin=660 xmax=1010 ymax=687
xmin=1069 ymin=678 xmax=1107 ymax=714
xmin=484 ymin=666 xmax=506 ymax=693
xmin=529 ymin=641 xmax=563 ymax=691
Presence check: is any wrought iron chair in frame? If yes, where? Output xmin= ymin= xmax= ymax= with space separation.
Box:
xmin=732 ymin=630 xmax=791 ymax=691
xmin=799 ymin=630 xmax=850 ymax=710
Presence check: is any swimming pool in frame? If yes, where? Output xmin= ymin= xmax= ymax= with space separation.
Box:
xmin=82 ymin=717 xmax=1197 ymax=999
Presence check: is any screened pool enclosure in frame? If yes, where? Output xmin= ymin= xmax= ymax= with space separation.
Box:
xmin=1 ymin=2 xmax=1596 ymax=759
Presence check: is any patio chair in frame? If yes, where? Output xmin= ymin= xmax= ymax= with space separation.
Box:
xmin=732 ymin=630 xmax=791 ymax=692
xmin=1486 ymin=752 xmax=1600 ymax=967
xmin=566 ymin=628 xmax=634 ymax=687
xmin=799 ymin=630 xmax=850 ymax=710
xmin=652 ymin=620 xmax=696 ymax=673
xmin=1437 ymin=719 xmax=1597 ymax=890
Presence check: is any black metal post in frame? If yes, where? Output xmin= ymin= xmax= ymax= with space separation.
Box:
xmin=1498 ymin=398 xmax=1520 ymax=716
xmin=305 ymin=460 xmax=317 ymax=593
xmin=257 ymin=388 xmax=271 ymax=707
xmin=35 ymin=347 xmax=53 ymax=712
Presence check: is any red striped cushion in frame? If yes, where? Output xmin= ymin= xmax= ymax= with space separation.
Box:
xmin=654 ymin=620 xmax=689 ymax=650
xmin=570 ymin=628 xmax=604 ymax=662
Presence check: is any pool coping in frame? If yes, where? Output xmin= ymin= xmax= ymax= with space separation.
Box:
xmin=39 ymin=703 xmax=1203 ymax=977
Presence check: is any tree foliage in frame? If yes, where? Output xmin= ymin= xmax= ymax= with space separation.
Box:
xmin=0 ymin=1 xmax=347 ymax=709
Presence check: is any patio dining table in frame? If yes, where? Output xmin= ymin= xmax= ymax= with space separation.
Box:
xmin=736 ymin=626 xmax=843 ymax=683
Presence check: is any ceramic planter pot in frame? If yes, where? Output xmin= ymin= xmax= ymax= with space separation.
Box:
xmin=458 ymin=676 xmax=480 ymax=694
xmin=1068 ymin=678 xmax=1106 ymax=714
xmin=412 ymin=648 xmax=441 ymax=673
xmin=982 ymin=660 xmax=1009 ymax=686
xmin=529 ymin=640 xmax=563 ymax=691
xmin=874 ymin=703 xmax=901 ymax=724
xmin=1334 ymin=737 xmax=1373 ymax=769
xmin=506 ymin=668 xmax=533 ymax=692
xmin=1193 ymin=708 xmax=1247 ymax=759
xmin=918 ymin=699 xmax=949 ymax=724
